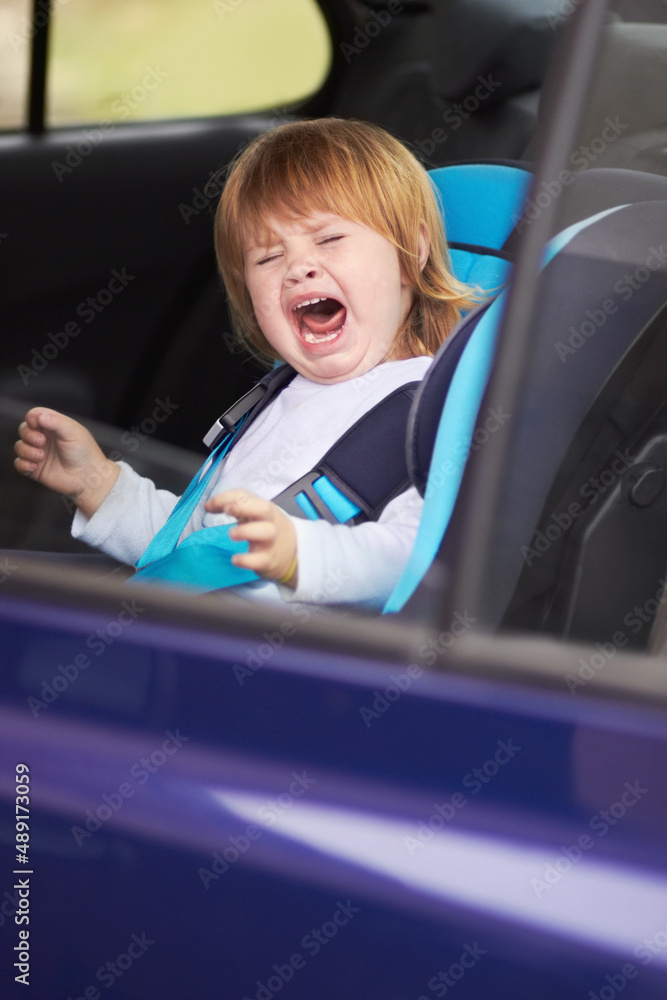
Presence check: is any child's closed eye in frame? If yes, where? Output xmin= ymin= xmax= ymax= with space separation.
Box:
xmin=318 ymin=234 xmax=345 ymax=246
xmin=253 ymin=233 xmax=344 ymax=265
xmin=255 ymin=252 xmax=282 ymax=265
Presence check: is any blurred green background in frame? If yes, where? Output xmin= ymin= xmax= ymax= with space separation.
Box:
xmin=0 ymin=0 xmax=331 ymax=128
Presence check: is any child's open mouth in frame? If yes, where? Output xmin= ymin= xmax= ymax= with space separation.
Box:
xmin=293 ymin=297 xmax=346 ymax=344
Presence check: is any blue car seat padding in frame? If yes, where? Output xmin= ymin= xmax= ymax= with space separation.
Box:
xmin=383 ymin=292 xmax=505 ymax=614
xmin=428 ymin=162 xmax=532 ymax=292
xmin=385 ymin=205 xmax=627 ymax=614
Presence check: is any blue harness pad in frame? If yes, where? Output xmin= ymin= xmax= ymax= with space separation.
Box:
xmin=293 ymin=476 xmax=362 ymax=523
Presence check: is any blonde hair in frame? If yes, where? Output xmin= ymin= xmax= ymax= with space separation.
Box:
xmin=214 ymin=117 xmax=479 ymax=362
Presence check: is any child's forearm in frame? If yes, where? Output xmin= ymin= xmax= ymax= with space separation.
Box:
xmin=69 ymin=458 xmax=121 ymax=519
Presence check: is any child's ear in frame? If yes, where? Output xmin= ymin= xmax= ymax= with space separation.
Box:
xmin=417 ymin=222 xmax=430 ymax=272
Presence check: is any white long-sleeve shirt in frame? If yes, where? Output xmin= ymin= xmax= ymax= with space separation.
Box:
xmin=72 ymin=357 xmax=431 ymax=607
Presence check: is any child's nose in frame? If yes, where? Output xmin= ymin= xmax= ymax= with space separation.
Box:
xmin=284 ymin=251 xmax=322 ymax=285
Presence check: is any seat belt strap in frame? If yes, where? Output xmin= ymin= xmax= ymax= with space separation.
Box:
xmin=273 ymin=382 xmax=420 ymax=524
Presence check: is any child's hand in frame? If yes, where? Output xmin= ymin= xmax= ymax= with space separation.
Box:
xmin=14 ymin=407 xmax=120 ymax=518
xmin=205 ymin=488 xmax=298 ymax=588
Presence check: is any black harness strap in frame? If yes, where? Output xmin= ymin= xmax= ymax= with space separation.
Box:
xmin=273 ymin=382 xmax=419 ymax=524
xmin=204 ymin=365 xmax=419 ymax=525
xmin=203 ymin=364 xmax=297 ymax=449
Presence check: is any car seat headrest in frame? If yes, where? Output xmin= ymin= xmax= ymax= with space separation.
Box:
xmin=429 ymin=162 xmax=531 ymax=292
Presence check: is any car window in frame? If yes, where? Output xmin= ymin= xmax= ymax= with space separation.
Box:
xmin=0 ymin=0 xmax=32 ymax=129
xmin=0 ymin=0 xmax=331 ymax=130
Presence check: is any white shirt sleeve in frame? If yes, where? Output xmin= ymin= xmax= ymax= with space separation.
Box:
xmin=286 ymin=485 xmax=423 ymax=608
xmin=71 ymin=461 xmax=179 ymax=566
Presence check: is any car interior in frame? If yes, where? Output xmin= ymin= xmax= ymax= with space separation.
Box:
xmin=0 ymin=0 xmax=593 ymax=554
xmin=2 ymin=2 xmax=667 ymax=998
xmin=4 ymin=0 xmax=666 ymax=648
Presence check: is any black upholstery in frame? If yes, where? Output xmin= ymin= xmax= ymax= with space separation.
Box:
xmin=406 ymin=171 xmax=667 ymax=646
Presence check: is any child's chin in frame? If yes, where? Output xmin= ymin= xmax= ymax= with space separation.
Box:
xmin=298 ymin=353 xmax=371 ymax=384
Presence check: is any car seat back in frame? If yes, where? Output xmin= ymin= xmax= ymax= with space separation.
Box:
xmin=388 ymin=168 xmax=667 ymax=648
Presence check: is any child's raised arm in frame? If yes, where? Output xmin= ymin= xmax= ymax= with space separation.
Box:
xmin=14 ymin=408 xmax=120 ymax=519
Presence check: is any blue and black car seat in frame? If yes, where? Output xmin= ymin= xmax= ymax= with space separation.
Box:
xmin=428 ymin=162 xmax=531 ymax=292
xmin=390 ymin=167 xmax=667 ymax=650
